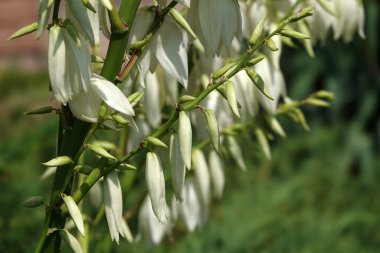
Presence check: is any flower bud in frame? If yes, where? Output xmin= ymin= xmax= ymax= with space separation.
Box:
xmin=201 ymin=108 xmax=220 ymax=154
xmin=225 ymin=80 xmax=240 ymax=118
xmin=42 ymin=156 xmax=73 ymax=167
xmin=8 ymin=22 xmax=38 ymax=40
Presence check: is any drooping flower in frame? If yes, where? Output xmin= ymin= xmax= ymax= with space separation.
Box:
xmin=145 ymin=152 xmax=167 ymax=223
xmin=103 ymin=171 xmax=125 ymax=244
xmin=138 ymin=195 xmax=171 ymax=244
xmin=129 ymin=11 xmax=188 ymax=88
xmin=48 ymin=25 xmax=91 ymax=105
xmin=188 ymin=0 xmax=242 ymax=56
xmin=169 ymin=134 xmax=186 ymax=201
xmin=332 ymin=0 xmax=365 ymax=42
xmin=208 ymin=150 xmax=225 ymax=199
xmin=68 ymin=74 xmax=135 ymax=123
xmin=172 ymin=178 xmax=202 ymax=232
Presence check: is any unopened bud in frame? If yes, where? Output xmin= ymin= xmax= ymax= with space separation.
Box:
xmin=225 ymin=80 xmax=240 ymax=118
xmin=86 ymin=144 xmax=117 ymax=160
xmin=265 ymin=38 xmax=279 ymax=51
xmin=201 ymin=108 xmax=220 ymax=154
xmin=169 ymin=8 xmax=197 ymax=39
xmin=146 ymin=136 xmax=168 ymax=148
xmin=42 ymin=156 xmax=73 ymax=167
xmin=249 ymin=17 xmax=267 ymax=46
xmin=22 ymin=196 xmax=45 ymax=208
xmin=245 ymin=68 xmax=273 ymax=100
xmin=24 ymin=106 xmax=53 ymax=115
xmin=212 ymin=61 xmax=236 ymax=80
xmin=8 ymin=22 xmax=38 ymax=40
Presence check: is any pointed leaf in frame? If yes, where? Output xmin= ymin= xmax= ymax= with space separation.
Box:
xmin=62 ymin=194 xmax=85 ymax=236
xmin=201 ymin=108 xmax=220 ymax=153
xmin=225 ymin=80 xmax=240 ymax=118
xmin=59 ymin=229 xmax=83 ymax=253
xmin=42 ymin=156 xmax=73 ymax=167
xmin=22 ymin=196 xmax=45 ymax=208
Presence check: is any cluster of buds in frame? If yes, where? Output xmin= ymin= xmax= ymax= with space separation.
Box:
xmin=10 ymin=0 xmax=365 ymax=251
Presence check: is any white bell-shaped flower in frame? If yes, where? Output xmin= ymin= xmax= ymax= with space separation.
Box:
xmin=208 ymin=150 xmax=225 ymax=199
xmin=138 ymin=195 xmax=171 ymax=244
xmin=307 ymin=0 xmax=336 ymax=44
xmin=145 ymin=152 xmax=168 ymax=223
xmin=188 ymin=0 xmax=242 ymax=56
xmin=144 ymin=72 xmax=162 ymax=128
xmin=48 ymin=25 xmax=91 ymax=105
xmin=332 ymin=0 xmax=365 ymax=42
xmin=172 ymin=178 xmax=202 ymax=232
xmin=103 ymin=171 xmax=125 ymax=244
xmin=69 ymin=74 xmax=135 ymax=122
xmin=130 ymin=11 xmax=188 ymax=88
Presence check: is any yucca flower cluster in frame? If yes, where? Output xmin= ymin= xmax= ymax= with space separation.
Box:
xmin=9 ymin=0 xmax=365 ymax=251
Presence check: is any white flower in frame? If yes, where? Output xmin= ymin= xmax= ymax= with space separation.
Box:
xmin=192 ymin=149 xmax=211 ymax=207
xmin=69 ymin=74 xmax=135 ymax=123
xmin=103 ymin=171 xmax=125 ymax=244
xmin=145 ymin=152 xmax=168 ymax=223
xmin=307 ymin=0 xmax=336 ymax=44
xmin=188 ymin=0 xmax=242 ymax=55
xmin=48 ymin=25 xmax=91 ymax=105
xmin=208 ymin=150 xmax=225 ymax=199
xmin=332 ymin=0 xmax=365 ymax=42
xmin=144 ymin=72 xmax=162 ymax=128
xmin=65 ymin=0 xmax=96 ymax=45
xmin=254 ymin=35 xmax=286 ymax=115
xmin=138 ymin=195 xmax=171 ymax=244
xmin=172 ymin=178 xmax=202 ymax=232
xmin=169 ymin=134 xmax=186 ymax=201
xmin=130 ymin=11 xmax=188 ymax=88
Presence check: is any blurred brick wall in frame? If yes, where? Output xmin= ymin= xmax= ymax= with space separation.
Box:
xmin=0 ymin=0 xmax=48 ymax=69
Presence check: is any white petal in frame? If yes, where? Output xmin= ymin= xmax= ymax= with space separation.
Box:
xmin=208 ymin=150 xmax=225 ymax=199
xmin=198 ymin=0 xmax=222 ymax=55
xmin=66 ymin=0 xmax=95 ymax=45
xmin=103 ymin=171 xmax=125 ymax=243
xmin=91 ymin=74 xmax=135 ymax=116
xmin=144 ymin=72 xmax=162 ymax=127
xmin=156 ymin=21 xmax=188 ymax=88
xmin=69 ymin=88 xmax=101 ymax=122
xmin=169 ymin=134 xmax=186 ymax=201
xmin=178 ymin=111 xmax=192 ymax=169
xmin=48 ymin=25 xmax=69 ymax=104
xmin=192 ymin=149 xmax=211 ymax=207
xmin=145 ymin=152 xmax=167 ymax=223
xmin=178 ymin=179 xmax=202 ymax=231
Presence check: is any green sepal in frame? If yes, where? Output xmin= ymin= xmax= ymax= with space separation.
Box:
xmin=7 ymin=22 xmax=38 ymax=40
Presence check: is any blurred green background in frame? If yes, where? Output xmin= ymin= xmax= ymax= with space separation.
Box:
xmin=0 ymin=1 xmax=379 ymax=252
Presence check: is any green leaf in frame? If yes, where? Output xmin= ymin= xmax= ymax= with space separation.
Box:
xmin=22 ymin=196 xmax=45 ymax=208
xmin=86 ymin=144 xmax=117 ymax=160
xmin=42 ymin=156 xmax=73 ymax=167
xmin=245 ymin=68 xmax=273 ymax=100
xmin=7 ymin=22 xmax=38 ymax=40
xmin=59 ymin=229 xmax=83 ymax=253
xmin=62 ymin=194 xmax=85 ymax=236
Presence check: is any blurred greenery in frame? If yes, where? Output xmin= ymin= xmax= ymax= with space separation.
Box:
xmin=0 ymin=1 xmax=379 ymax=252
